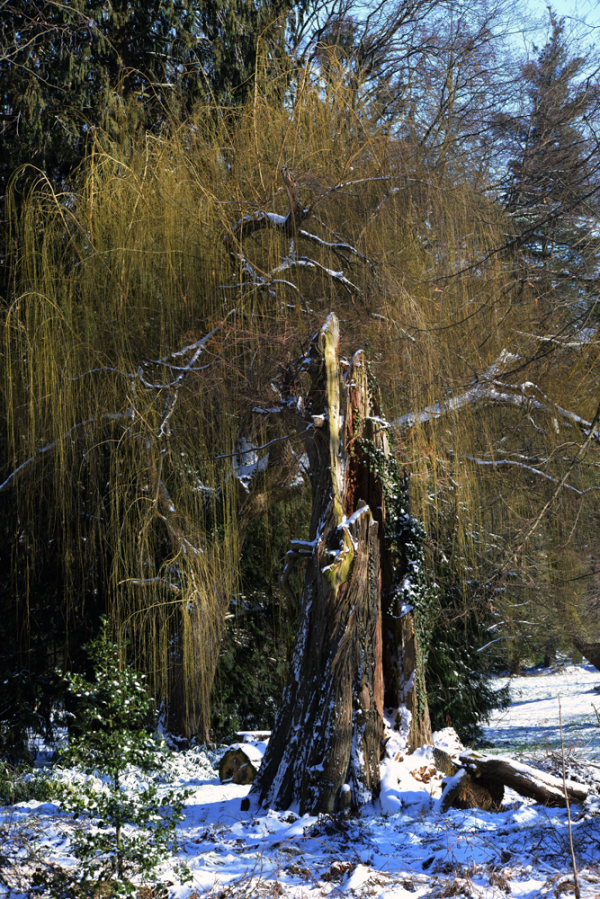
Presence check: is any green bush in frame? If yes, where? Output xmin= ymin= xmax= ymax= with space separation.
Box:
xmin=52 ymin=619 xmax=191 ymax=896
xmin=0 ymin=668 xmax=65 ymax=765
xmin=211 ymin=590 xmax=293 ymax=743
xmin=0 ymin=760 xmax=54 ymax=806
xmin=426 ymin=584 xmax=511 ymax=745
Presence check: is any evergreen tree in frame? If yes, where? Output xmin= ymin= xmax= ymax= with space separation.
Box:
xmin=426 ymin=581 xmax=510 ymax=745
xmin=0 ymin=0 xmax=295 ymax=214
xmin=0 ymin=0 xmax=193 ymax=200
xmin=55 ymin=620 xmax=190 ymax=895
xmin=198 ymin=0 xmax=296 ymax=104
xmin=495 ymin=12 xmax=600 ymax=316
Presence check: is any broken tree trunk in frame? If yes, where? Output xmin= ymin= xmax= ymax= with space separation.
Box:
xmin=457 ymin=752 xmax=588 ymax=807
xmin=571 ymin=637 xmax=600 ymax=673
xmin=250 ymin=314 xmax=431 ymax=815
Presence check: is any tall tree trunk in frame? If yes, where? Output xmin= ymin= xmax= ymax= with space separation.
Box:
xmin=251 ymin=314 xmax=431 ymax=815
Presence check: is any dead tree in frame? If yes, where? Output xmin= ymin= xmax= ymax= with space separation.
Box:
xmin=250 ymin=313 xmax=432 ymax=815
xmin=571 ymin=637 xmax=600 ymax=673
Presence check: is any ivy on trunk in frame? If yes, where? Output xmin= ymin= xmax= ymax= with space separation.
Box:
xmin=251 ymin=314 xmax=432 ymax=815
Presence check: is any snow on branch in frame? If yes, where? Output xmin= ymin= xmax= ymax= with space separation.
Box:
xmin=137 ymin=318 xmax=229 ymax=390
xmin=392 ymin=349 xmax=600 ymax=445
xmin=234 ymin=436 xmax=270 ymax=491
xmin=271 ymin=256 xmax=361 ymax=295
xmin=221 ymin=168 xmax=374 ymax=306
xmin=297 ymin=228 xmax=369 ymax=265
xmin=465 ymin=456 xmax=600 ymax=496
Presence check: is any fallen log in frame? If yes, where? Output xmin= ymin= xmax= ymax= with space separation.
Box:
xmin=458 ymin=752 xmax=588 ymax=808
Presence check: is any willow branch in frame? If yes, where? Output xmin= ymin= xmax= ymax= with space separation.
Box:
xmin=0 ymin=411 xmax=133 ymax=494
xmin=118 ymin=577 xmax=181 ymax=595
xmin=466 ymin=456 xmax=600 ymax=496
xmin=513 ymin=395 xmax=600 ymax=557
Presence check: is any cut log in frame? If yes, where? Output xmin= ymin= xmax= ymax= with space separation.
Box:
xmin=433 ymin=747 xmax=459 ymax=777
xmin=439 ymin=768 xmax=504 ymax=813
xmin=219 ymin=744 xmax=265 ymax=785
xmin=458 ymin=752 xmax=588 ymax=807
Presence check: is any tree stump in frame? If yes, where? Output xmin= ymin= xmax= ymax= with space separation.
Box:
xmin=219 ymin=746 xmax=263 ymax=785
xmin=250 ymin=314 xmax=432 ymax=815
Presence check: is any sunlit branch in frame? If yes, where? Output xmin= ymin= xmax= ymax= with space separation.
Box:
xmin=392 ymin=350 xmax=600 ymax=444
xmin=465 ymin=456 xmax=600 ymax=496
xmin=0 ymin=411 xmax=134 ymax=494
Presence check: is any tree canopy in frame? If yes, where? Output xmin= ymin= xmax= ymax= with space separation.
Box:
xmin=495 ymin=12 xmax=600 ymax=320
xmin=1 ymin=2 xmax=600 ymax=755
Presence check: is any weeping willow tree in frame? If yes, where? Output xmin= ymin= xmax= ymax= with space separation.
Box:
xmin=2 ymin=56 xmax=599 ymax=758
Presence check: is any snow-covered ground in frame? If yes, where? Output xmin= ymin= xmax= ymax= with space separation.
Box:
xmin=2 ymin=663 xmax=600 ymax=898
xmin=484 ymin=663 xmax=600 ymax=762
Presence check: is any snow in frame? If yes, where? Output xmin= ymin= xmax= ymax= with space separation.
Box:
xmin=220 ymin=742 xmax=268 ymax=768
xmin=2 ymin=664 xmax=600 ymax=898
xmin=484 ymin=662 xmax=600 ymax=762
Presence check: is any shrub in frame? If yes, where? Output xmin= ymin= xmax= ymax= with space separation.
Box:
xmin=53 ymin=620 xmax=191 ymax=896
xmin=0 ymin=760 xmax=54 ymax=806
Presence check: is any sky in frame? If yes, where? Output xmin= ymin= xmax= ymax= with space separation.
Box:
xmin=528 ymin=0 xmax=600 ymax=26
xmin=524 ymin=0 xmax=600 ymax=46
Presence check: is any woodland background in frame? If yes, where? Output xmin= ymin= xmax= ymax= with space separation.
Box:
xmin=1 ymin=0 xmax=600 ymax=757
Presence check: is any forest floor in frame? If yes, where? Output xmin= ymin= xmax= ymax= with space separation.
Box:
xmin=1 ymin=663 xmax=600 ymax=898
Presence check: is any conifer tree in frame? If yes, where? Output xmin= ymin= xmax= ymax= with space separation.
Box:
xmin=0 ymin=0 xmax=295 ymax=212
xmin=495 ymin=12 xmax=600 ymax=316
xmin=0 ymin=0 xmax=192 ymax=199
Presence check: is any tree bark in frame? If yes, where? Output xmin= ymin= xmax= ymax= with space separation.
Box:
xmin=383 ymin=577 xmax=433 ymax=752
xmin=457 ymin=752 xmax=588 ymax=807
xmin=571 ymin=636 xmax=600 ymax=672
xmin=250 ymin=313 xmax=431 ymax=815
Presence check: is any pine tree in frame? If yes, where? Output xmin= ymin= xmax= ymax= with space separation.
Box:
xmin=198 ymin=0 xmax=295 ymax=105
xmin=0 ymin=1 xmax=192 ymax=200
xmin=0 ymin=0 xmax=295 ymax=214
xmin=495 ymin=12 xmax=600 ymax=316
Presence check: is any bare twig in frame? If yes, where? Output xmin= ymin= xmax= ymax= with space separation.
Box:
xmin=559 ymin=697 xmax=581 ymax=899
